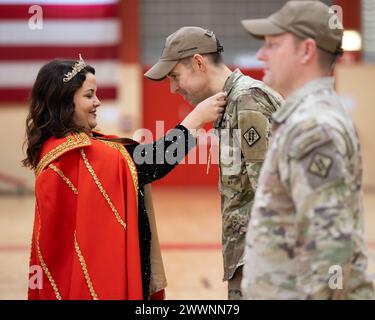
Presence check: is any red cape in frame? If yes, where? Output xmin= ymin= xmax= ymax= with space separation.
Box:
xmin=28 ymin=132 xmax=143 ymax=299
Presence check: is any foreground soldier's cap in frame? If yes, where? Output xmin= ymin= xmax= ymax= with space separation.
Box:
xmin=144 ymin=26 xmax=223 ymax=81
xmin=241 ymin=0 xmax=343 ymax=55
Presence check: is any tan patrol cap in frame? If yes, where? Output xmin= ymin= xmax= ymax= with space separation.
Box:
xmin=241 ymin=1 xmax=343 ymax=55
xmin=144 ymin=26 xmax=223 ymax=81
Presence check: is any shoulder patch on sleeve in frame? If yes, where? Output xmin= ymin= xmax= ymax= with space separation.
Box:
xmin=308 ymin=153 xmax=333 ymax=178
xmin=238 ymin=110 xmax=269 ymax=162
xmin=243 ymin=127 xmax=261 ymax=147
xmin=300 ymin=145 xmax=344 ymax=189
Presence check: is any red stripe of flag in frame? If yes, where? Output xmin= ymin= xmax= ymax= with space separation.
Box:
xmin=0 ymin=45 xmax=118 ymax=61
xmin=0 ymin=4 xmax=117 ymax=20
xmin=0 ymin=87 xmax=117 ymax=104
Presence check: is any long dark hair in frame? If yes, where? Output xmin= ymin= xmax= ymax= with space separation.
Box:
xmin=22 ymin=59 xmax=95 ymax=169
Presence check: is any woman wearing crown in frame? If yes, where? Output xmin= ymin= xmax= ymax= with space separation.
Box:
xmin=23 ymin=55 xmax=226 ymax=300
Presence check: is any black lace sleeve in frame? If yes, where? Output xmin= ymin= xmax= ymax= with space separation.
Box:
xmin=126 ymin=124 xmax=197 ymax=185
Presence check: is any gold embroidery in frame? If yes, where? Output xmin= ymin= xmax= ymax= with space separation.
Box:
xmin=35 ymin=203 xmax=62 ymax=300
xmin=99 ymin=140 xmax=138 ymax=203
xmin=49 ymin=164 xmax=78 ymax=195
xmin=74 ymin=231 xmax=99 ymax=300
xmin=79 ymin=148 xmax=127 ymax=230
xmin=35 ymin=132 xmax=91 ymax=177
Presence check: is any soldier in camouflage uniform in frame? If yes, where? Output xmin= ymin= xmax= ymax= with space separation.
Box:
xmin=145 ymin=26 xmax=283 ymax=299
xmin=241 ymin=1 xmax=375 ymax=299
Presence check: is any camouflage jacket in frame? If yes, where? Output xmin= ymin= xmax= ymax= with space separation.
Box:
xmin=217 ymin=69 xmax=283 ymax=281
xmin=242 ymin=77 xmax=375 ymax=299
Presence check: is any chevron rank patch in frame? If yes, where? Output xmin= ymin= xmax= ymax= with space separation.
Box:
xmin=243 ymin=127 xmax=261 ymax=147
xmin=308 ymin=153 xmax=333 ymax=178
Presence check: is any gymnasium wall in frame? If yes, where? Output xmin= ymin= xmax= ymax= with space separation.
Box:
xmin=336 ymin=64 xmax=375 ymax=189
xmin=1 ymin=65 xmax=374 ymax=190
xmin=1 ymin=0 xmax=373 ymax=191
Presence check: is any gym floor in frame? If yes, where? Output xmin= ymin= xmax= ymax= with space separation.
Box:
xmin=0 ymin=187 xmax=374 ymax=300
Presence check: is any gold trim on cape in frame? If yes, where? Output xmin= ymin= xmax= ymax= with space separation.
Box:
xmin=98 ymin=140 xmax=139 ymax=203
xmin=35 ymin=203 xmax=62 ymax=300
xmin=49 ymin=164 xmax=78 ymax=195
xmin=74 ymin=231 xmax=99 ymax=300
xmin=35 ymin=132 xmax=91 ymax=177
xmin=79 ymin=148 xmax=127 ymax=230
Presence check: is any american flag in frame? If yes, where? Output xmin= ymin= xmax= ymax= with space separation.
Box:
xmin=0 ymin=0 xmax=120 ymax=103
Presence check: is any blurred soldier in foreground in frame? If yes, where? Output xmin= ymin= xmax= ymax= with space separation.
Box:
xmin=241 ymin=1 xmax=374 ymax=299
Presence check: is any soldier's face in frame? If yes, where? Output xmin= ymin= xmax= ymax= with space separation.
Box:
xmin=167 ymin=58 xmax=211 ymax=106
xmin=256 ymin=33 xmax=300 ymax=97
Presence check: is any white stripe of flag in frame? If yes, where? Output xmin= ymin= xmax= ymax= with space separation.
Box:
xmin=0 ymin=61 xmax=119 ymax=87
xmin=0 ymin=20 xmax=119 ymax=45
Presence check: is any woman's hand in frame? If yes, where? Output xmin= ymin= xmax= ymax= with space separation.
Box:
xmin=180 ymin=92 xmax=227 ymax=132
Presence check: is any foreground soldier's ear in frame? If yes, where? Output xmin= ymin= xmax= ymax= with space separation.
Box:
xmin=299 ymin=38 xmax=319 ymax=65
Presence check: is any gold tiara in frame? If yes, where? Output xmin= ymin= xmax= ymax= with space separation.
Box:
xmin=63 ymin=54 xmax=87 ymax=83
